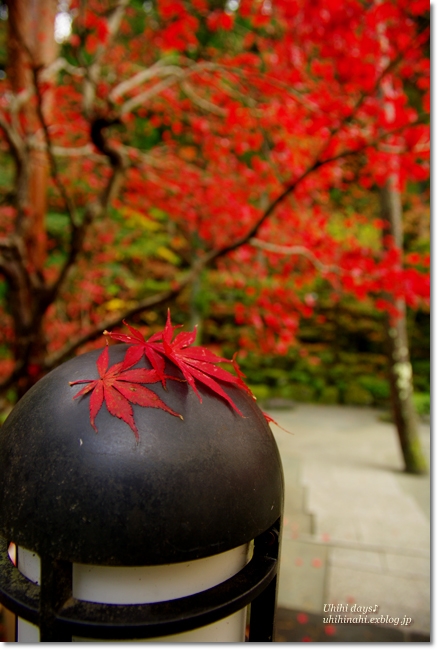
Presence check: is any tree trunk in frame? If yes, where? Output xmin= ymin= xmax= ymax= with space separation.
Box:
xmin=375 ymin=6 xmax=428 ymax=475
xmin=6 ymin=0 xmax=58 ymax=397
xmin=8 ymin=0 xmax=57 ymax=274
xmin=380 ymin=179 xmax=428 ymax=474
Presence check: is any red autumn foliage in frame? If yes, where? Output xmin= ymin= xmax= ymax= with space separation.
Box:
xmin=0 ymin=0 xmax=429 ymax=398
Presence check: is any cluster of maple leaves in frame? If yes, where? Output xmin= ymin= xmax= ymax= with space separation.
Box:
xmin=70 ymin=311 xmax=260 ymax=440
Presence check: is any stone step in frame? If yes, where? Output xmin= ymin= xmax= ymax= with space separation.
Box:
xmin=280 ymin=455 xmax=302 ymax=488
xmin=283 ymin=511 xmax=315 ymax=538
xmin=278 ymin=539 xmax=329 ymax=614
xmin=284 ymin=485 xmax=307 ymax=514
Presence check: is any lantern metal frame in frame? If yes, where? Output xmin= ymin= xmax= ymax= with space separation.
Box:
xmin=0 ymin=519 xmax=280 ymax=642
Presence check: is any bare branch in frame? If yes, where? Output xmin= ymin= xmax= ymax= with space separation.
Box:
xmin=41 ymin=57 xmax=85 ymax=80
xmin=90 ymin=0 xmax=130 ymax=67
xmin=31 ymin=66 xmax=78 ymax=227
xmin=46 ymin=119 xmax=128 ymax=303
xmin=0 ymin=114 xmax=25 ymax=163
xmin=120 ymin=74 xmax=183 ymax=115
xmin=110 ymin=60 xmax=181 ymax=101
xmin=51 ymin=144 xmax=104 ymax=158
xmin=0 ymin=113 xmax=33 ymax=239
xmin=181 ymin=81 xmax=227 ymax=116
xmin=117 ymin=62 xmax=227 ymax=115
xmin=82 ymin=0 xmax=130 ymax=115
xmin=249 ymin=239 xmax=339 ymax=274
xmin=0 ymin=234 xmax=47 ymax=291
xmin=216 ymin=64 xmax=319 ymax=112
xmin=379 ymin=141 xmax=430 ymax=154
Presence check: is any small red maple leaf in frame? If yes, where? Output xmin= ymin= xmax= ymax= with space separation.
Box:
xmin=158 ymin=311 xmax=255 ymax=415
xmin=69 ymin=346 xmax=183 ymax=439
xmin=104 ymin=322 xmax=168 ymax=387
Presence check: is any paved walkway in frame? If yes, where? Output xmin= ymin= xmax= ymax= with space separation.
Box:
xmin=267 ymin=404 xmax=430 ymax=641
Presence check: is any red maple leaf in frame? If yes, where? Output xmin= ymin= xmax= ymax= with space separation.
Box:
xmin=106 ymin=311 xmax=255 ymax=416
xmin=69 ymin=345 xmax=183 ymax=439
xmin=103 ymin=321 xmax=169 ymax=387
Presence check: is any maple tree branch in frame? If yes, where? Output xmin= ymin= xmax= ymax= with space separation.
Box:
xmin=51 ymin=144 xmax=104 ymax=158
xmin=120 ymin=75 xmax=182 ymax=115
xmin=248 ymin=238 xmax=369 ymax=285
xmin=96 ymin=0 xmax=130 ymax=65
xmin=116 ymin=62 xmax=228 ymax=115
xmin=48 ymin=119 xmax=128 ymax=303
xmin=180 ymin=81 xmax=227 ymax=116
xmin=110 ymin=60 xmax=182 ymax=101
xmin=34 ymin=104 xmax=425 ymax=377
xmin=0 ymin=236 xmax=28 ymax=288
xmin=173 ymin=58 xmax=261 ymax=111
xmin=30 ymin=66 xmax=78 ymax=227
xmin=28 ymin=64 xmax=100 ymax=314
xmin=204 ymin=163 xmax=328 ymax=265
xmin=42 ymin=57 xmax=85 ymax=79
xmin=111 ymin=59 xmax=220 ymax=102
xmin=0 ymin=235 xmax=46 ymax=344
xmin=81 ymin=0 xmax=130 ymax=116
xmin=8 ymin=89 xmax=32 ymax=120
xmin=0 ymin=114 xmax=25 ymax=163
xmin=211 ymin=63 xmax=318 ymax=112
xmin=2 ymin=48 xmax=127 ymax=326
xmin=249 ymin=239 xmax=340 ymax=274
xmin=0 ymin=112 xmax=35 ymax=240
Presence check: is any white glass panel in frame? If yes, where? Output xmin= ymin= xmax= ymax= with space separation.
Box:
xmin=73 ymin=544 xmax=249 ymax=605
xmin=17 ymin=618 xmax=40 ymax=643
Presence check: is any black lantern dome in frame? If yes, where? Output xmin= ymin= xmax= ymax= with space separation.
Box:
xmin=0 ymin=344 xmax=283 ymax=566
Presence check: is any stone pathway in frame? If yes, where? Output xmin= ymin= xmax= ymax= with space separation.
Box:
xmin=268 ymin=404 xmax=430 ymax=641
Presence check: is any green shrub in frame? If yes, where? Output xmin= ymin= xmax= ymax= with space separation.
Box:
xmin=278 ymin=384 xmax=297 ymax=400
xmin=288 ymin=383 xmax=316 ymax=402
xmin=344 ymin=383 xmax=373 ymax=406
xmin=247 ymin=384 xmax=271 ymax=401
xmin=413 ymin=392 xmax=430 ymax=416
xmin=358 ymin=376 xmax=390 ymax=402
xmin=318 ymin=386 xmax=340 ymax=404
xmin=288 ymin=369 xmax=312 ymax=385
